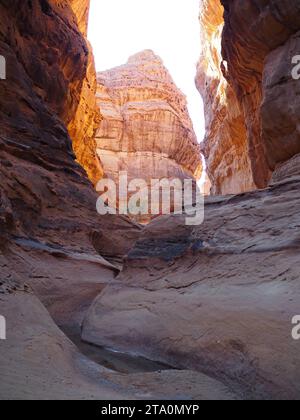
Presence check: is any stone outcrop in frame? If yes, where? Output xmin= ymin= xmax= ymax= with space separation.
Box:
xmin=0 ymin=0 xmax=140 ymax=263
xmin=96 ymin=50 xmax=202 ymax=217
xmin=67 ymin=0 xmax=103 ymax=185
xmin=197 ymin=0 xmax=300 ymax=193
xmin=196 ymin=0 xmax=255 ymax=195
xmin=0 ymin=0 xmax=236 ymax=400
xmin=83 ymin=176 xmax=300 ymax=400
xmin=2 ymin=0 xmax=300 ymax=402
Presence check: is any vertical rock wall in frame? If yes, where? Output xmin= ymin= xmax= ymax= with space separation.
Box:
xmin=197 ymin=0 xmax=255 ymax=195
xmin=197 ymin=0 xmax=300 ymax=193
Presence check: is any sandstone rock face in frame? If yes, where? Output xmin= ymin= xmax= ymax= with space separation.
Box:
xmin=83 ymin=176 xmax=300 ymax=400
xmin=0 ymin=0 xmax=140 ymax=264
xmin=197 ymin=0 xmax=300 ymax=193
xmin=69 ymin=0 xmax=90 ymax=36
xmin=2 ymin=0 xmax=235 ymax=401
xmin=67 ymin=0 xmax=103 ymax=185
xmin=96 ymin=50 xmax=202 ymax=217
xmin=2 ymin=0 xmax=300 ymax=402
xmin=271 ymin=154 xmax=300 ymax=184
xmin=197 ymin=0 xmax=255 ymax=195
xmin=221 ymin=0 xmax=300 ymax=187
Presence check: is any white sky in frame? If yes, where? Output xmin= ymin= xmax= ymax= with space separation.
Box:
xmin=88 ymin=0 xmax=205 ymax=143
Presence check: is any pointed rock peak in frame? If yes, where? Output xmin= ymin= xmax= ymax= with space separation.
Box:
xmin=127 ymin=49 xmax=163 ymax=65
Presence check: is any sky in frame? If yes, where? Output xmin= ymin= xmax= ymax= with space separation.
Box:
xmin=88 ymin=0 xmax=205 ymax=144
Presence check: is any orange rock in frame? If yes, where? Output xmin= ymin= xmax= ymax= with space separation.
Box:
xmin=196 ymin=0 xmax=255 ymax=195
xmin=67 ymin=0 xmax=103 ymax=185
xmin=221 ymin=0 xmax=300 ymax=186
xmin=197 ymin=0 xmax=300 ymax=193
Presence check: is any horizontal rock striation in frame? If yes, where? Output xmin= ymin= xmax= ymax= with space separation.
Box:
xmin=0 ymin=0 xmax=140 ymax=264
xmin=96 ymin=50 xmax=202 ymax=219
xmin=83 ymin=176 xmax=300 ymax=400
xmin=2 ymin=0 xmax=235 ymax=401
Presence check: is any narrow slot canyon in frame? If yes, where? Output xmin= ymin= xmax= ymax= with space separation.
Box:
xmin=1 ymin=0 xmax=300 ymax=401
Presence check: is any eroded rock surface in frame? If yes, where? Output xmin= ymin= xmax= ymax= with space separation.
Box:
xmin=197 ymin=0 xmax=300 ymax=193
xmin=83 ymin=177 xmax=300 ymax=400
xmin=197 ymin=0 xmax=255 ymax=195
xmin=2 ymin=0 xmax=300 ymax=401
xmin=221 ymin=0 xmax=300 ymax=188
xmin=0 ymin=0 xmax=236 ymax=401
xmin=0 ymin=0 xmax=140 ymax=265
xmin=96 ymin=50 xmax=202 ymax=218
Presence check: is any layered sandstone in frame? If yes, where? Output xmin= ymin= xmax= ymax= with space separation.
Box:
xmin=196 ymin=0 xmax=255 ymax=195
xmin=96 ymin=50 xmax=202 ymax=217
xmin=197 ymin=0 xmax=300 ymax=193
xmin=0 ymin=0 xmax=140 ymax=263
xmin=221 ymin=0 xmax=300 ymax=187
xmin=0 ymin=0 xmax=236 ymax=400
xmin=83 ymin=176 xmax=300 ymax=400
xmin=2 ymin=0 xmax=300 ymax=402
xmin=0 ymin=0 xmax=139 ymax=398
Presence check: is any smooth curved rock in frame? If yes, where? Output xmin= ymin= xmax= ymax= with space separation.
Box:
xmin=83 ymin=178 xmax=300 ymax=400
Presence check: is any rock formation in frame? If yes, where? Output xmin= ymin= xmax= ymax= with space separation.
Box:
xmin=196 ymin=0 xmax=255 ymax=195
xmin=1 ymin=0 xmax=300 ymax=401
xmin=197 ymin=0 xmax=300 ymax=193
xmin=0 ymin=0 xmax=233 ymax=400
xmin=81 ymin=0 xmax=300 ymax=400
xmin=0 ymin=0 xmax=139 ymax=263
xmin=96 ymin=50 xmax=202 ymax=218
xmin=83 ymin=177 xmax=300 ymax=400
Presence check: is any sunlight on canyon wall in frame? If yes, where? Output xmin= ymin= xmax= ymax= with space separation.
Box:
xmin=196 ymin=0 xmax=255 ymax=195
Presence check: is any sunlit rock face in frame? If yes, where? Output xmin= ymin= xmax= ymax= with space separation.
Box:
xmin=197 ymin=0 xmax=256 ymax=195
xmin=0 ymin=0 xmax=140 ymax=266
xmin=95 ymin=50 xmax=202 ymax=218
xmin=197 ymin=0 xmax=300 ymax=194
xmin=67 ymin=0 xmax=103 ymax=184
xmin=221 ymin=0 xmax=300 ymax=187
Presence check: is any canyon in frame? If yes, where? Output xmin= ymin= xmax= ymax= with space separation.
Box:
xmin=1 ymin=0 xmax=300 ymax=401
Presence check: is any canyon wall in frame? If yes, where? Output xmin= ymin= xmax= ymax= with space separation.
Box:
xmin=0 ymin=0 xmax=143 ymax=399
xmin=0 ymin=0 xmax=139 ymax=263
xmin=196 ymin=0 xmax=255 ymax=195
xmin=197 ymin=0 xmax=300 ymax=194
xmin=67 ymin=0 xmax=103 ymax=185
xmin=0 ymin=2 xmax=236 ymax=400
xmin=96 ymin=50 xmax=202 ymax=218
